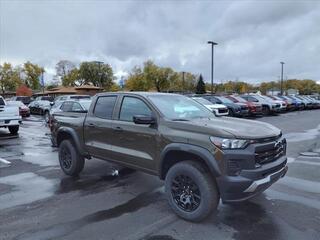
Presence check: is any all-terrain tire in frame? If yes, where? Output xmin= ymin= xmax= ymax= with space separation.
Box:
xmin=58 ymin=139 xmax=85 ymax=176
xmin=8 ymin=125 xmax=19 ymax=135
xmin=165 ymin=161 xmax=220 ymax=222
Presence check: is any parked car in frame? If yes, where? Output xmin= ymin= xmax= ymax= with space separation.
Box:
xmin=272 ymin=96 xmax=295 ymax=111
xmin=241 ymin=94 xmax=281 ymax=115
xmin=7 ymin=101 xmax=30 ymax=117
xmin=305 ymin=96 xmax=320 ymax=108
xmin=225 ymin=95 xmax=263 ymax=116
xmin=299 ymin=96 xmax=319 ymax=109
xmin=202 ymin=95 xmax=243 ymax=117
xmin=10 ymin=96 xmax=32 ymax=105
xmin=287 ymin=96 xmax=306 ymax=109
xmin=51 ymin=92 xmax=288 ymax=222
xmin=49 ymin=99 xmax=92 ymax=118
xmin=263 ymin=95 xmax=287 ymax=112
xmin=0 ymin=96 xmax=21 ymax=134
xmin=191 ymin=97 xmax=229 ymax=116
xmin=54 ymin=95 xmax=91 ymax=102
xmin=28 ymin=100 xmax=52 ymax=121
xmin=34 ymin=96 xmax=54 ymax=102
xmin=279 ymin=96 xmax=303 ymax=110
xmin=295 ymin=96 xmax=313 ymax=109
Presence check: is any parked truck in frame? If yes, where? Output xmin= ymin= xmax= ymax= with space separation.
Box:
xmin=50 ymin=92 xmax=288 ymax=222
xmin=0 ymin=96 xmax=21 ymax=134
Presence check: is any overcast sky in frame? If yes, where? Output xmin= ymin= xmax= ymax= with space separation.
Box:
xmin=1 ymin=0 xmax=319 ymax=84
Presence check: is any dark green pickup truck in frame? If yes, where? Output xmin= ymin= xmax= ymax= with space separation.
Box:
xmin=50 ymin=92 xmax=288 ymax=222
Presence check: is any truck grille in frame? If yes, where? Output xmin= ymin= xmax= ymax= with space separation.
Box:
xmin=255 ymin=138 xmax=286 ymax=165
xmin=218 ymin=108 xmax=228 ymax=113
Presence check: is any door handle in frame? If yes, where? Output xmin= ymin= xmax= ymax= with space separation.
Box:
xmin=114 ymin=126 xmax=123 ymax=132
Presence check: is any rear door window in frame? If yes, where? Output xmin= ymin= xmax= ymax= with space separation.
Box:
xmin=94 ymin=96 xmax=117 ymax=119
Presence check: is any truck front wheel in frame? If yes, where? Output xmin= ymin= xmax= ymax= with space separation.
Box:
xmin=8 ymin=125 xmax=19 ymax=135
xmin=165 ymin=161 xmax=220 ymax=222
xmin=58 ymin=140 xmax=84 ymax=176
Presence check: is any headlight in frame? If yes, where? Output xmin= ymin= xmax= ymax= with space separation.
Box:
xmin=210 ymin=137 xmax=249 ymax=149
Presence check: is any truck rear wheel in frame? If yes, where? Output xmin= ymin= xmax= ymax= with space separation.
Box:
xmin=165 ymin=161 xmax=220 ymax=222
xmin=8 ymin=125 xmax=19 ymax=135
xmin=59 ymin=140 xmax=85 ymax=176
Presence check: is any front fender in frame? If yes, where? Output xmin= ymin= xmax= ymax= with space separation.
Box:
xmin=159 ymin=143 xmax=222 ymax=179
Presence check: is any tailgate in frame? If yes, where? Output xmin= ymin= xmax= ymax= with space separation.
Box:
xmin=0 ymin=105 xmax=20 ymax=120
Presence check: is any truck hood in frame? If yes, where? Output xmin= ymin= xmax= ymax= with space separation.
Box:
xmin=166 ymin=117 xmax=281 ymax=140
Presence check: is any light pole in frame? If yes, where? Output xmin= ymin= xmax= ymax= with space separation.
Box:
xmin=182 ymin=71 xmax=185 ymax=92
xmin=207 ymin=41 xmax=218 ymax=94
xmin=94 ymin=61 xmax=104 ymax=89
xmin=280 ymin=61 xmax=285 ymax=95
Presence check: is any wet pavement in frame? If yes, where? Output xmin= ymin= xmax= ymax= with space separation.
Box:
xmin=0 ymin=111 xmax=320 ymax=240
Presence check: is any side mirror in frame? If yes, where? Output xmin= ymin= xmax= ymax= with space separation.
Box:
xmin=50 ymin=102 xmax=54 ymax=106
xmin=133 ymin=115 xmax=156 ymax=125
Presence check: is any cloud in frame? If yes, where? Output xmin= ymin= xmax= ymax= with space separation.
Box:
xmin=1 ymin=0 xmax=319 ymax=84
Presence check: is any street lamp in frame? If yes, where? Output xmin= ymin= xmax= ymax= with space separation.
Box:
xmin=93 ymin=61 xmax=104 ymax=89
xmin=280 ymin=61 xmax=285 ymax=95
xmin=207 ymin=41 xmax=218 ymax=94
xmin=182 ymin=71 xmax=185 ymax=92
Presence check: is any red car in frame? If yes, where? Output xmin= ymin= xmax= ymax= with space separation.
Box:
xmin=225 ymin=95 xmax=263 ymax=116
xmin=7 ymin=101 xmax=30 ymax=117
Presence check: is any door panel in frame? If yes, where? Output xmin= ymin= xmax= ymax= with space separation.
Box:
xmin=84 ymin=96 xmax=118 ymax=160
xmin=111 ymin=96 xmax=158 ymax=171
xmin=112 ymin=120 xmax=158 ymax=171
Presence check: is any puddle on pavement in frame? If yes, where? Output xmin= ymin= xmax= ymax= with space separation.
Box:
xmin=284 ymin=124 xmax=320 ymax=143
xmin=0 ymin=172 xmax=57 ymax=210
xmin=56 ymin=168 xmax=135 ymax=194
xmin=17 ymin=189 xmax=164 ymax=240
xmin=215 ymin=201 xmax=280 ymax=240
xmin=265 ymin=189 xmax=320 ymax=210
xmin=278 ymin=176 xmax=320 ymax=194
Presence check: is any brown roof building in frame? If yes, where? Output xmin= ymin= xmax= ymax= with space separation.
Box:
xmin=34 ymin=85 xmax=103 ymax=97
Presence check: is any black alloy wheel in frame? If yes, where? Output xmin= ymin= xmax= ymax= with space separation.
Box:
xmin=60 ymin=144 xmax=72 ymax=170
xmin=171 ymin=174 xmax=201 ymax=212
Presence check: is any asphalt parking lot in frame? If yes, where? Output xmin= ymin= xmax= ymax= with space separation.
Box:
xmin=0 ymin=111 xmax=320 ymax=240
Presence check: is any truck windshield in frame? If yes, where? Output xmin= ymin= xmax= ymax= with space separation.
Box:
xmin=148 ymin=95 xmax=214 ymax=120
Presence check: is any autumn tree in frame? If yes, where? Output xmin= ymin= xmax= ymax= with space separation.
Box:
xmin=55 ymin=60 xmax=76 ymax=80
xmin=62 ymin=68 xmax=80 ymax=87
xmin=0 ymin=63 xmax=22 ymax=94
xmin=16 ymin=84 xmax=32 ymax=96
xmin=23 ymin=61 xmax=44 ymax=89
xmin=125 ymin=66 xmax=151 ymax=91
xmin=78 ymin=62 xmax=114 ymax=90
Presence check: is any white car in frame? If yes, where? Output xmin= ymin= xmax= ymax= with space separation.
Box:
xmin=192 ymin=97 xmax=229 ymax=116
xmin=0 ymin=96 xmax=22 ymax=134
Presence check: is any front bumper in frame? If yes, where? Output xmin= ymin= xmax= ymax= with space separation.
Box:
xmin=216 ymin=136 xmax=287 ymax=202
xmin=217 ymin=156 xmax=287 ymax=202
